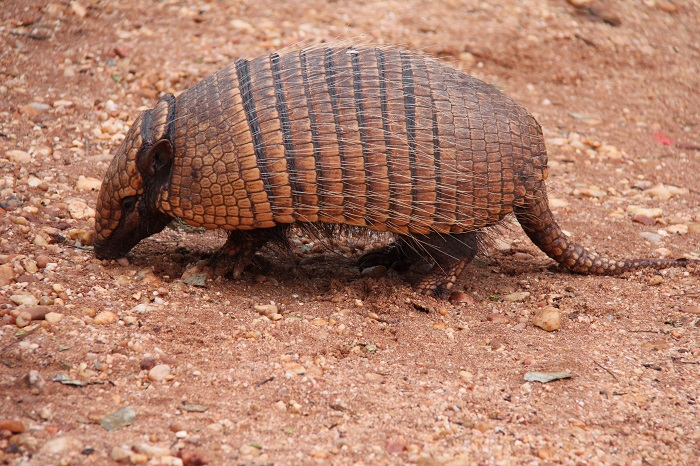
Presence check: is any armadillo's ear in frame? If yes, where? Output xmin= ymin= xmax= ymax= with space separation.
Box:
xmin=138 ymin=139 xmax=173 ymax=179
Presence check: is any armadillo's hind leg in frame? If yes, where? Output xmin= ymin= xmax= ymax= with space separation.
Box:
xmin=411 ymin=232 xmax=480 ymax=300
xmin=210 ymin=226 xmax=288 ymax=279
xmin=357 ymin=237 xmax=414 ymax=272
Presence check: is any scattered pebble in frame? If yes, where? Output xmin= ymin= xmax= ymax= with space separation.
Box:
xmin=486 ymin=313 xmax=510 ymax=324
xmin=642 ymin=340 xmax=670 ymax=351
xmin=449 ymin=291 xmax=474 ymax=305
xmin=140 ymin=357 xmax=158 ymax=371
xmin=289 ymin=401 xmax=303 ymax=413
xmin=0 ymin=264 xmax=16 ymax=286
xmin=45 ymin=311 xmax=63 ymax=323
xmin=10 ymin=293 xmax=39 ymax=306
xmin=574 ymin=186 xmax=606 ymax=199
xmin=66 ymin=199 xmax=95 ymax=220
xmin=680 ymin=305 xmax=700 ymax=315
xmin=25 ymin=370 xmax=46 ymax=393
xmin=548 ymin=198 xmax=569 ymax=209
xmin=254 ymin=303 xmax=278 ymax=316
xmin=0 ymin=419 xmax=26 ymax=433
xmin=648 ymin=275 xmax=663 ymax=286
xmin=70 ymin=1 xmax=87 ymax=17
xmin=567 ymin=0 xmax=594 ymax=7
xmin=639 ymin=232 xmax=662 ymax=243
xmin=36 ymin=255 xmax=51 ymax=269
xmin=38 ymin=406 xmax=53 ymax=420
xmin=130 ymin=453 xmax=149 ymax=464
xmin=68 ymin=228 xmax=94 ymax=245
xmin=458 ymin=370 xmax=474 ymax=381
xmin=489 ymin=338 xmax=505 ymax=351
xmin=655 ymin=1 xmax=679 ymax=14
xmin=627 ymin=205 xmax=663 ymax=218
xmin=597 ymin=144 xmax=623 ymax=159
xmin=133 ymin=442 xmax=171 ymax=458
xmin=178 ymin=449 xmax=208 ymax=466
xmin=25 ymin=306 xmax=52 ymax=320
xmin=111 ymin=446 xmax=131 ymax=463
xmin=15 ymin=311 xmax=33 ymax=328
xmin=238 ymin=444 xmax=261 ymax=457
xmin=75 ymin=175 xmax=102 ymax=191
xmin=364 ymin=372 xmax=384 ymax=383
xmin=169 ymin=421 xmax=188 ymax=432
xmin=632 ymin=215 xmax=656 ymax=226
xmin=533 ymin=306 xmax=561 ymax=331
xmin=148 ymin=364 xmax=172 ymax=382
xmin=274 ymin=400 xmax=287 ymax=412
xmin=39 ymin=436 xmax=83 ymax=455
xmin=665 ymin=224 xmax=688 ymax=235
xmin=6 ymin=149 xmax=32 ymax=164
xmin=122 ymin=315 xmax=138 ymax=325
xmin=93 ymin=311 xmax=119 ymax=325
xmin=502 ymin=291 xmax=530 ymax=302
xmin=229 ymin=19 xmax=256 ymax=34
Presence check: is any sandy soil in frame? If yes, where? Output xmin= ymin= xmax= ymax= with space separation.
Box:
xmin=1 ymin=0 xmax=699 ymax=464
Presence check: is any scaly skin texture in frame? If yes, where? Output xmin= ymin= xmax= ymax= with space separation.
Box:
xmin=93 ymin=44 xmax=696 ymax=298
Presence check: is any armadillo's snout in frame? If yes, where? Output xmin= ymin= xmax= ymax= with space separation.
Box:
xmin=93 ymin=234 xmax=138 ymax=260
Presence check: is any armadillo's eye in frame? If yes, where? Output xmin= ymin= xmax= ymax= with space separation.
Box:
xmin=122 ymin=196 xmax=137 ymax=213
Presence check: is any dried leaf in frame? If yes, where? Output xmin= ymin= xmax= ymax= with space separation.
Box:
xmin=524 ymin=371 xmax=573 ymax=383
xmin=178 ymin=403 xmax=209 ymax=413
xmin=52 ymin=373 xmax=85 ymax=386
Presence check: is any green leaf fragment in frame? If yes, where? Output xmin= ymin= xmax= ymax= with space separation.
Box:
xmin=183 ymin=274 xmax=208 ymax=288
xmin=99 ymin=406 xmax=135 ymax=431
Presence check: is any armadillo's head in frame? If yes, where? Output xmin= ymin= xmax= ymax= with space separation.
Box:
xmin=93 ymin=94 xmax=176 ymax=260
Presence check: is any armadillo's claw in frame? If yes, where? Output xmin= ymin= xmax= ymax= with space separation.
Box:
xmin=209 ymin=230 xmax=271 ymax=279
xmin=413 ymin=258 xmax=468 ymax=300
xmin=210 ymin=249 xmax=257 ymax=279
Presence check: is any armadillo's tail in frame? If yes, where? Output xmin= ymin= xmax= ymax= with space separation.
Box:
xmin=513 ymin=189 xmax=696 ymax=275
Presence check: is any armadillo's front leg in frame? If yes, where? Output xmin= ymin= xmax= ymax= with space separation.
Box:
xmin=210 ymin=230 xmax=273 ymax=279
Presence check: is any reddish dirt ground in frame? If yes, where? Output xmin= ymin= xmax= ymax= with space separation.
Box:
xmin=1 ymin=1 xmax=699 ymax=465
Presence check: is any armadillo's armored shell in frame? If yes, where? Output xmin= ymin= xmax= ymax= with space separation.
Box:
xmin=156 ymin=46 xmax=547 ymax=236
xmin=94 ymin=44 xmax=696 ymax=283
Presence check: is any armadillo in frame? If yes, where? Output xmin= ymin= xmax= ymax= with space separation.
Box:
xmin=93 ymin=44 xmax=696 ymax=298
